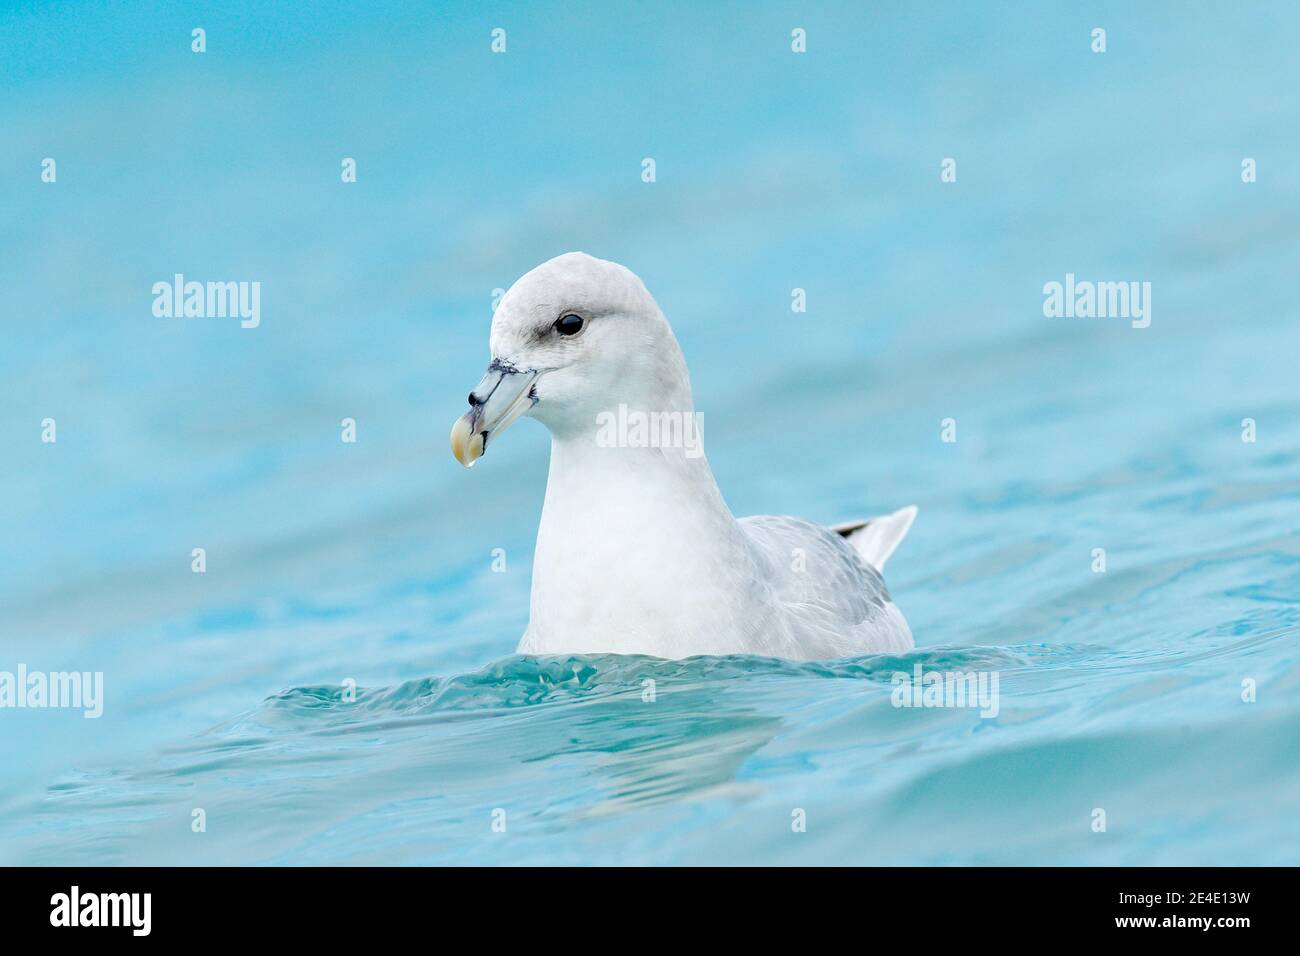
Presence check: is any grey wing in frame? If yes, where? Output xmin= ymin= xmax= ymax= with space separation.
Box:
xmin=739 ymin=515 xmax=913 ymax=658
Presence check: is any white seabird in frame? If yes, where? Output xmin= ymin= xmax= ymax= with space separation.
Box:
xmin=450 ymin=252 xmax=917 ymax=660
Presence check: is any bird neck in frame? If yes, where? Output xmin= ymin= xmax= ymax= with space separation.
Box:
xmin=536 ymin=423 xmax=746 ymax=573
xmin=545 ymin=425 xmax=727 ymax=518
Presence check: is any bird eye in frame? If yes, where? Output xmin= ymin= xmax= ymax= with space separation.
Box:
xmin=554 ymin=313 xmax=584 ymax=336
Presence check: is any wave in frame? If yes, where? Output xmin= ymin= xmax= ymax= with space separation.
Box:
xmin=243 ymin=644 xmax=1043 ymax=724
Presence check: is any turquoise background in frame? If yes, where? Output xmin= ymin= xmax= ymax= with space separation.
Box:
xmin=1 ymin=1 xmax=1297 ymax=864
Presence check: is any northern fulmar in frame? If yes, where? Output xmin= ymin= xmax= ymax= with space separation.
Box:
xmin=450 ymin=252 xmax=916 ymax=660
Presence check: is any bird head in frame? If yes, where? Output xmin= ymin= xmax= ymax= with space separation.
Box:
xmin=451 ymin=252 xmax=691 ymax=466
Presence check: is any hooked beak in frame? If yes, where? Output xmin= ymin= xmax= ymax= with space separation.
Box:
xmin=450 ymin=361 xmax=540 ymax=467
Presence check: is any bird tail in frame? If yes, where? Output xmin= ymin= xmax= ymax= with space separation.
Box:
xmin=838 ymin=506 xmax=917 ymax=572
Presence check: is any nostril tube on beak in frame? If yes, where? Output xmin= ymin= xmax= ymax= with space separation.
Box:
xmin=451 ymin=361 xmax=540 ymax=469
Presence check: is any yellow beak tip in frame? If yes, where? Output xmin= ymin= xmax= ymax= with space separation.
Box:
xmin=450 ymin=416 xmax=483 ymax=468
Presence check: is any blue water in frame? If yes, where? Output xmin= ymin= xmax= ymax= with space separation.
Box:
xmin=2 ymin=1 xmax=1298 ymax=864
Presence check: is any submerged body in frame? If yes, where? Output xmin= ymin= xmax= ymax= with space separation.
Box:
xmin=451 ymin=252 xmax=916 ymax=660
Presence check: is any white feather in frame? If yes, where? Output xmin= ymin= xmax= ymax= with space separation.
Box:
xmin=474 ymin=252 xmax=916 ymax=660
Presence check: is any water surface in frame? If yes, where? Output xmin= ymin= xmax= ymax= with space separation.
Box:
xmin=2 ymin=1 xmax=1298 ymax=865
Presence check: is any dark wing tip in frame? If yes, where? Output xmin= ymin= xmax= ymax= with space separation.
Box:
xmin=830 ymin=519 xmax=869 ymax=538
